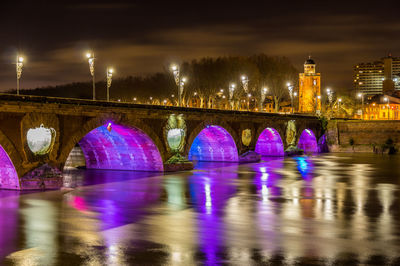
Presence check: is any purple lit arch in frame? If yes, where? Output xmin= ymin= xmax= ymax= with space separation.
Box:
xmin=188 ymin=125 xmax=238 ymax=162
xmin=78 ymin=124 xmax=163 ymax=171
xmin=297 ymin=129 xmax=318 ymax=153
xmin=255 ymin=127 xmax=284 ymax=156
xmin=0 ymin=144 xmax=19 ymax=189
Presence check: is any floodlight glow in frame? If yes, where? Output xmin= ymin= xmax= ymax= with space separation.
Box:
xmin=79 ymin=124 xmax=163 ymax=171
xmin=188 ymin=125 xmax=238 ymax=162
xmin=18 ymin=57 xmax=24 ymax=63
xmin=255 ymin=127 xmax=284 ymax=156
xmin=297 ymin=129 xmax=318 ymax=153
xmin=86 ymin=53 xmax=92 ymax=58
xmin=0 ymin=144 xmax=19 ymax=189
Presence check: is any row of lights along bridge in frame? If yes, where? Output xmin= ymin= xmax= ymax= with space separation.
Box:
xmin=13 ymin=53 xmax=339 ymax=114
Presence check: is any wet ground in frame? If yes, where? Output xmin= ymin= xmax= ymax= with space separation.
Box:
xmin=1 ymin=153 xmax=400 ymax=265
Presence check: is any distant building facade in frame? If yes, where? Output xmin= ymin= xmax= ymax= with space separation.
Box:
xmin=299 ymin=57 xmax=321 ymax=113
xmin=354 ymin=55 xmax=400 ymax=95
xmin=362 ymin=95 xmax=400 ymax=120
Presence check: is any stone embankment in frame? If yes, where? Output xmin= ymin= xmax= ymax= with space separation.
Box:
xmin=326 ymin=120 xmax=400 ymax=154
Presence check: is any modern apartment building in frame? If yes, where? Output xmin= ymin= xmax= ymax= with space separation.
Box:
xmin=354 ymin=55 xmax=400 ymax=95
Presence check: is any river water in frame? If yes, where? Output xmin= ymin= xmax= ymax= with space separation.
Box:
xmin=1 ymin=153 xmax=400 ymax=265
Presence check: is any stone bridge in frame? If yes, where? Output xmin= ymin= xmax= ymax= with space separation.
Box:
xmin=0 ymin=95 xmax=323 ymax=190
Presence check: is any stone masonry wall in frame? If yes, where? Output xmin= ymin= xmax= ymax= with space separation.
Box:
xmin=327 ymin=120 xmax=400 ymax=152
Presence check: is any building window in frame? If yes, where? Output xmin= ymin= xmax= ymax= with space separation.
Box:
xmin=313 ymin=80 xmax=317 ymax=86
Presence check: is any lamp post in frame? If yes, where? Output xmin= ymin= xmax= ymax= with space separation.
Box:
xmin=326 ymin=88 xmax=333 ymax=104
xmin=247 ymin=93 xmax=252 ymax=111
xmin=16 ymin=56 xmax=24 ymax=95
xmin=338 ymin=98 xmax=342 ymax=116
xmin=260 ymin=87 xmax=267 ymax=112
xmin=171 ymin=64 xmax=186 ymax=107
xmin=316 ymin=95 xmax=321 ymax=115
xmin=241 ymin=75 xmax=249 ymax=110
xmin=229 ymin=83 xmax=235 ymax=110
xmin=384 ymin=97 xmax=389 ymax=120
xmin=357 ymin=92 xmax=364 ymax=119
xmin=106 ymin=68 xmax=113 ymax=102
xmin=86 ymin=52 xmax=96 ymax=100
xmin=287 ymin=83 xmax=294 ymax=114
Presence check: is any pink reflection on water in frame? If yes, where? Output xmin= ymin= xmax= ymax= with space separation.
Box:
xmin=255 ymin=128 xmax=284 ymax=156
xmin=189 ymin=125 xmax=238 ymax=162
xmin=189 ymin=170 xmax=237 ymax=264
xmin=79 ymin=124 xmax=163 ymax=171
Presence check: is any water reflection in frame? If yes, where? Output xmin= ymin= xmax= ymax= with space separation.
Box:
xmin=1 ymin=154 xmax=400 ymax=264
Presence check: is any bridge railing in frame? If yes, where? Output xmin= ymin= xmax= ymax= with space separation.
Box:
xmin=0 ymin=93 xmax=320 ymax=119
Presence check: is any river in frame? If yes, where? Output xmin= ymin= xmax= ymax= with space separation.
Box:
xmin=1 ymin=153 xmax=400 ymax=265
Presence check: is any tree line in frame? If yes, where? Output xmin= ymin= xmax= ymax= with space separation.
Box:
xmin=15 ymin=54 xmax=299 ymax=110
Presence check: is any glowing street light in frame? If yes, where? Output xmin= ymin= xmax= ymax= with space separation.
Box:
xmin=86 ymin=52 xmax=96 ymax=100
xmin=287 ymin=82 xmax=294 ymax=113
xmin=241 ymin=75 xmax=249 ymax=93
xmin=16 ymin=55 xmax=24 ymax=95
xmin=384 ymin=97 xmax=390 ymax=119
xmin=357 ymin=92 xmax=364 ymax=119
xmin=260 ymin=87 xmax=268 ymax=112
xmin=170 ymin=64 xmax=187 ymax=107
xmin=229 ymin=83 xmax=236 ymax=110
xmin=106 ymin=68 xmax=113 ymax=102
xmin=326 ymin=88 xmax=333 ymax=104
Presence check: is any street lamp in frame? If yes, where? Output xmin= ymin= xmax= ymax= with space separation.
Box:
xmin=326 ymin=88 xmax=333 ymax=104
xmin=16 ymin=56 xmax=24 ymax=95
xmin=260 ymin=87 xmax=267 ymax=112
xmin=229 ymin=83 xmax=236 ymax=110
xmin=171 ymin=64 xmax=187 ymax=107
xmin=241 ymin=75 xmax=249 ymax=93
xmin=106 ymin=68 xmax=113 ymax=102
xmin=247 ymin=93 xmax=251 ymax=111
xmin=338 ymin=98 xmax=342 ymax=116
xmin=357 ymin=92 xmax=364 ymax=119
xmin=316 ymin=95 xmax=321 ymax=114
xmin=86 ymin=52 xmax=96 ymax=100
xmin=287 ymin=82 xmax=294 ymax=114
xmin=384 ymin=97 xmax=389 ymax=120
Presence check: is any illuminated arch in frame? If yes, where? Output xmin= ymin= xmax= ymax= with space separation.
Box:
xmin=297 ymin=129 xmax=318 ymax=153
xmin=255 ymin=127 xmax=284 ymax=156
xmin=0 ymin=144 xmax=19 ymax=189
xmin=76 ymin=123 xmax=163 ymax=171
xmin=188 ymin=125 xmax=238 ymax=162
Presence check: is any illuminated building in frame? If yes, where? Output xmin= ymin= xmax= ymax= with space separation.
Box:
xmin=362 ymin=95 xmax=400 ymax=120
xmin=354 ymin=55 xmax=400 ymax=95
xmin=299 ymin=57 xmax=321 ymax=113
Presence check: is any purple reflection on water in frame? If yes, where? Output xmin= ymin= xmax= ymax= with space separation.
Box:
xmin=66 ymin=172 xmax=162 ymax=230
xmin=255 ymin=128 xmax=284 ymax=156
xmin=189 ymin=125 xmax=238 ymax=162
xmin=188 ymin=170 xmax=237 ymax=264
xmin=0 ymin=144 xmax=19 ymax=190
xmin=79 ymin=124 xmax=163 ymax=171
xmin=297 ymin=129 xmax=318 ymax=154
xmin=253 ymin=159 xmax=284 ymax=199
xmin=0 ymin=191 xmax=19 ymax=258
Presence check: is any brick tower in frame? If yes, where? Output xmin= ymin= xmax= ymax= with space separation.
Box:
xmin=299 ymin=57 xmax=321 ymax=113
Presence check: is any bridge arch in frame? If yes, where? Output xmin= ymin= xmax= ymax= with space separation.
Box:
xmin=187 ymin=121 xmax=239 ymax=162
xmin=297 ymin=129 xmax=318 ymax=154
xmin=0 ymin=130 xmax=22 ymax=189
xmin=61 ymin=117 xmax=165 ymax=171
xmin=255 ymin=127 xmax=284 ymax=156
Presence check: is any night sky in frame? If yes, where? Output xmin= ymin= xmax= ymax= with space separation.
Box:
xmin=1 ymin=0 xmax=399 ymax=92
